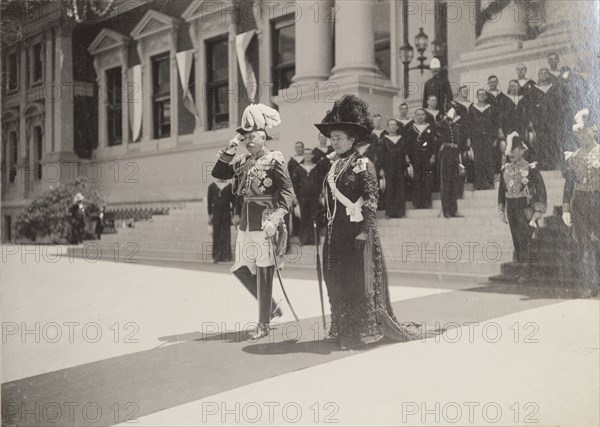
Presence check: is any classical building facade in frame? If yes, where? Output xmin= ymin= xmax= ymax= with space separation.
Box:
xmin=1 ymin=0 xmax=598 ymax=241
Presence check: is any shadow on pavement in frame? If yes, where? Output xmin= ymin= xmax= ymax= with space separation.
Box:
xmin=2 ymin=283 xmax=574 ymax=426
xmin=463 ymin=282 xmax=598 ymax=301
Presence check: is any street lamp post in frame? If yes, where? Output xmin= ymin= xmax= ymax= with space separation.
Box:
xmin=399 ymin=27 xmax=430 ymax=99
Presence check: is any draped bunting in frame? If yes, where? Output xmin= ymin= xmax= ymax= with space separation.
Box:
xmin=235 ymin=30 xmax=257 ymax=102
xmin=176 ymin=49 xmax=201 ymax=127
xmin=128 ymin=65 xmax=143 ymax=142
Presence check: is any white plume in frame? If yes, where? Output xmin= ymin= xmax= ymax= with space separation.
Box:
xmin=572 ymin=108 xmax=589 ymax=132
xmin=505 ymin=131 xmax=519 ymax=156
xmin=240 ymin=103 xmax=281 ymax=131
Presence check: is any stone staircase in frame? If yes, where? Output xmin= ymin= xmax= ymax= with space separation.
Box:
xmin=69 ymin=171 xmax=567 ymax=278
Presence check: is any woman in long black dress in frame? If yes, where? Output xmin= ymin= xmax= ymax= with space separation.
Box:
xmin=380 ymin=119 xmax=409 ymax=218
xmin=562 ymin=109 xmax=600 ymax=296
xmin=468 ymin=89 xmax=500 ymax=190
xmin=314 ymin=95 xmax=419 ymax=349
xmin=405 ymin=109 xmax=437 ymax=209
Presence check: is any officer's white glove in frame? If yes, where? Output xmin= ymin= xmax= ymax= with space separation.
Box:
xmin=407 ymin=164 xmax=414 ymax=178
xmin=562 ymin=212 xmax=572 ymax=227
xmin=263 ymin=220 xmax=277 ymax=238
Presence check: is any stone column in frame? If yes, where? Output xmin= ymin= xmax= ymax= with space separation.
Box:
xmin=53 ymin=24 xmax=74 ymax=154
xmin=227 ymin=13 xmax=240 ymax=126
xmin=137 ymin=42 xmax=151 ymax=143
xmin=254 ymin=0 xmax=274 ymax=104
xmin=18 ymin=45 xmax=28 ymax=197
xmin=120 ymin=48 xmax=130 ymax=148
xmin=93 ymin=56 xmax=107 ymax=149
xmin=293 ymin=0 xmax=333 ymax=84
xmin=331 ymin=0 xmax=379 ymax=78
xmin=540 ymin=0 xmax=592 ymax=39
xmin=476 ymin=0 xmax=528 ymax=48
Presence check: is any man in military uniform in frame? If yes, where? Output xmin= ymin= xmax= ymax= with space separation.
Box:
xmin=437 ymin=108 xmax=466 ymax=218
xmin=212 ymin=104 xmax=295 ymax=339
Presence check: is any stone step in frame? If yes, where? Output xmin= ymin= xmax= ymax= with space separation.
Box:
xmin=69 ymin=247 xmax=503 ymax=277
xmin=87 ymin=238 xmax=515 ymax=265
xmin=499 ymin=262 xmax=578 ymax=279
xmin=102 ymin=226 xmax=512 ymax=242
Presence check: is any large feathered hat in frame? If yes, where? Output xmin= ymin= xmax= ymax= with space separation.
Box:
xmin=314 ymin=95 xmax=374 ymax=142
xmin=236 ymin=103 xmax=281 ymax=140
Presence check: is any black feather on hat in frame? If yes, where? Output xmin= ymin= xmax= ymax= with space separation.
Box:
xmin=314 ymin=95 xmax=374 ymax=143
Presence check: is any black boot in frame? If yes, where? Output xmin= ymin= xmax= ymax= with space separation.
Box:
xmin=250 ymin=266 xmax=275 ymax=339
xmin=233 ymin=266 xmax=282 ymax=319
xmin=233 ymin=266 xmax=257 ymax=298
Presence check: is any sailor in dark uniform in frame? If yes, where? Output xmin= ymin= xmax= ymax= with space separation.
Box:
xmin=424 ymin=95 xmax=443 ymax=126
xmin=468 ymin=89 xmax=500 ymax=190
xmin=535 ymin=68 xmax=567 ymax=170
xmin=212 ymin=104 xmax=295 ymax=339
xmin=498 ymin=133 xmax=547 ymax=264
xmin=207 ymin=179 xmax=235 ymax=263
xmin=380 ymin=119 xmax=410 ymax=218
xmin=396 ymin=103 xmax=414 ymax=134
xmin=450 ymin=85 xmax=474 ymax=190
xmin=516 ymin=63 xmax=536 ymax=97
xmin=406 ymin=109 xmax=438 ymax=209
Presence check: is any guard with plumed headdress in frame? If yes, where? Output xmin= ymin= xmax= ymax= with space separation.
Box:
xmin=498 ymin=132 xmax=547 ymax=264
xmin=212 ymin=103 xmax=295 ymax=339
xmin=314 ymin=94 xmax=420 ymax=349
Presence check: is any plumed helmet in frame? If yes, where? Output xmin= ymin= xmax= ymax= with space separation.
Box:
xmin=236 ymin=103 xmax=281 ymax=140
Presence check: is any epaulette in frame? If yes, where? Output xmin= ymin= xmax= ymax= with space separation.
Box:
xmin=270 ymin=151 xmax=285 ymax=164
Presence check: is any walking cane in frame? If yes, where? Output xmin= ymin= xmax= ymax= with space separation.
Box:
xmin=313 ymin=215 xmax=327 ymax=330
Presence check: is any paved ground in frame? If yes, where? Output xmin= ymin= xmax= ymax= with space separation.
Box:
xmin=1 ymin=245 xmax=598 ymax=426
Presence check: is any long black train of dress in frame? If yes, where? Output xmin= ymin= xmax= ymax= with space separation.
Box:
xmin=379 ymin=134 xmax=408 ymax=218
xmin=321 ymin=150 xmax=418 ymax=348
